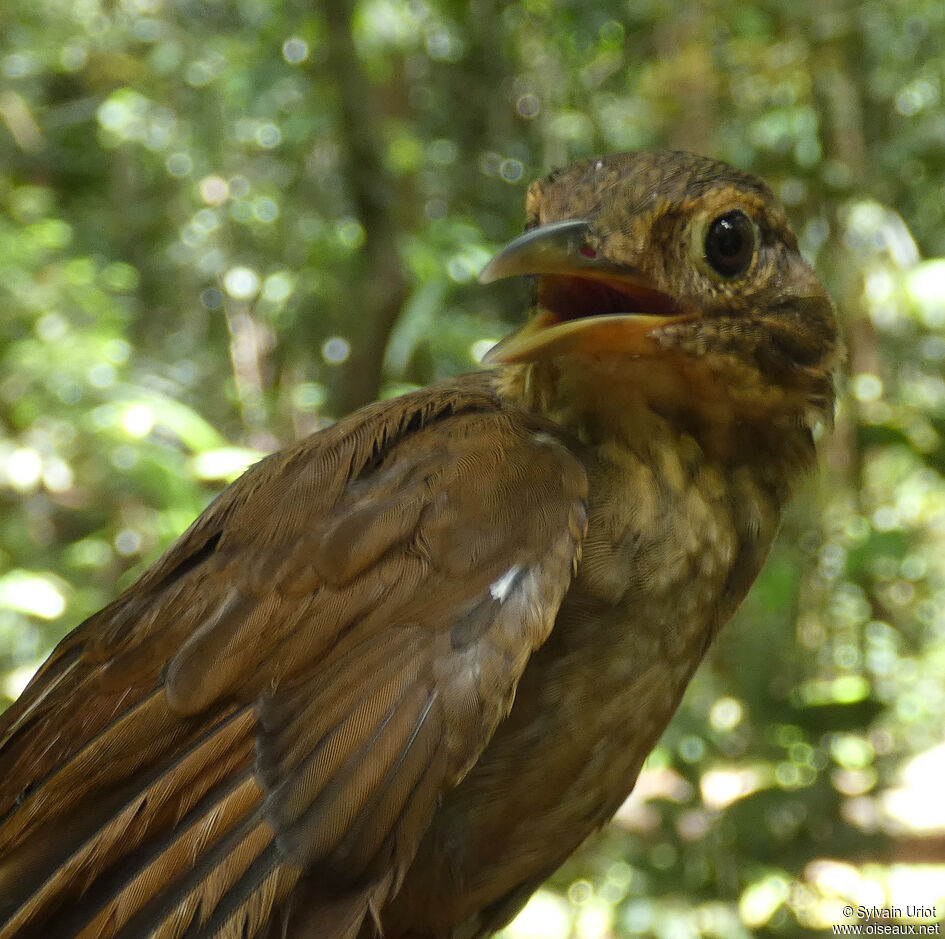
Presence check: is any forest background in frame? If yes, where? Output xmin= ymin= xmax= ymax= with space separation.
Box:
xmin=1 ymin=1 xmax=944 ymax=936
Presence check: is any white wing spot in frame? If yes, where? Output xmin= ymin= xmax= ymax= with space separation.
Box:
xmin=531 ymin=431 xmax=560 ymax=449
xmin=490 ymin=565 xmax=521 ymax=603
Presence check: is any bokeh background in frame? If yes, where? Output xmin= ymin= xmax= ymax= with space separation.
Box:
xmin=2 ymin=1 xmax=944 ymax=936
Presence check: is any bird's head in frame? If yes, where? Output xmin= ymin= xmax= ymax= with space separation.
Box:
xmin=482 ymin=151 xmax=839 ymax=455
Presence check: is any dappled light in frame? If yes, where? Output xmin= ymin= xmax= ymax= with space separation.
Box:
xmin=2 ymin=1 xmax=944 ymax=936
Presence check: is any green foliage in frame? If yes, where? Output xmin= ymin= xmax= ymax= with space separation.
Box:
xmin=2 ymin=1 xmax=944 ymax=936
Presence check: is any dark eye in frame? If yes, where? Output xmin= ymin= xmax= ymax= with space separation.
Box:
xmin=704 ymin=210 xmax=755 ymax=279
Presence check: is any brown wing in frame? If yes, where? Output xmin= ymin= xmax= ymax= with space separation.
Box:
xmin=0 ymin=376 xmax=587 ymax=939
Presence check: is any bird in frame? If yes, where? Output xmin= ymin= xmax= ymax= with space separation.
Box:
xmin=0 ymin=150 xmax=838 ymax=939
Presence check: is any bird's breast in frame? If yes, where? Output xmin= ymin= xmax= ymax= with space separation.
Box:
xmin=386 ymin=427 xmax=780 ymax=938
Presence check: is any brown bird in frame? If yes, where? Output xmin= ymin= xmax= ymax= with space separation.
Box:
xmin=0 ymin=151 xmax=837 ymax=939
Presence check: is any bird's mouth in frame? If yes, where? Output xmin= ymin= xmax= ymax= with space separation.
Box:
xmin=479 ymin=219 xmax=696 ymax=365
xmin=538 ymin=272 xmax=682 ymax=321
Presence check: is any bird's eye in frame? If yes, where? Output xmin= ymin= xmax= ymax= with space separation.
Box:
xmin=704 ymin=210 xmax=755 ymax=279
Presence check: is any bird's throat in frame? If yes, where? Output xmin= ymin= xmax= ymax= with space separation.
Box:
xmin=496 ymin=357 xmax=819 ymax=497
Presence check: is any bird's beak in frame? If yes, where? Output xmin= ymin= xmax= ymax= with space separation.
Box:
xmin=479 ymin=219 xmax=696 ymax=365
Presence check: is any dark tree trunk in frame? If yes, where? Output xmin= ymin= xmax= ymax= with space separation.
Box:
xmin=321 ymin=0 xmax=409 ymax=416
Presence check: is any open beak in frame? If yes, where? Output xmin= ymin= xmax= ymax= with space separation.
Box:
xmin=479 ymin=219 xmax=696 ymax=365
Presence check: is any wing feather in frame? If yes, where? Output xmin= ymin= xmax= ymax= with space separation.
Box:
xmin=0 ymin=375 xmax=587 ymax=939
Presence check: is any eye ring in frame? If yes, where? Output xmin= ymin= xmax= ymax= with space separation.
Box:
xmin=704 ymin=210 xmax=755 ymax=279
